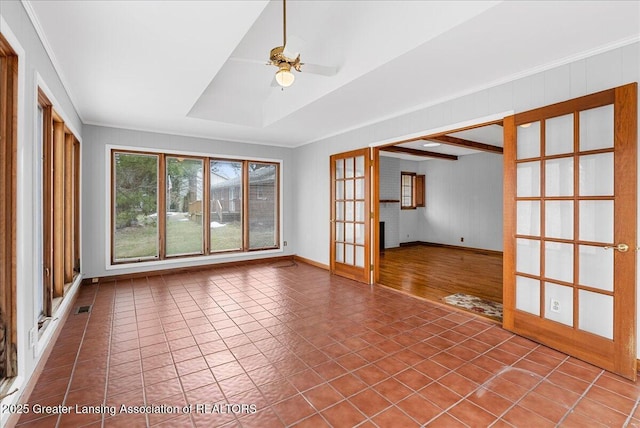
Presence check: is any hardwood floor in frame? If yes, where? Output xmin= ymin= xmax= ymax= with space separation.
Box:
xmin=378 ymin=244 xmax=503 ymax=305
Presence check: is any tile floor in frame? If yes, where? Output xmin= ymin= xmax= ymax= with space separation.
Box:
xmin=14 ymin=261 xmax=640 ymax=427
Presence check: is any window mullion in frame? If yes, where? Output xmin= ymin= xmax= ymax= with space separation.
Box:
xmin=204 ymin=158 xmax=211 ymax=254
xmin=158 ymin=154 xmax=166 ymax=260
xmin=242 ymin=160 xmax=249 ymax=251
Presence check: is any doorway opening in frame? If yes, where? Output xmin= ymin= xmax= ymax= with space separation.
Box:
xmin=373 ymin=119 xmax=505 ymax=322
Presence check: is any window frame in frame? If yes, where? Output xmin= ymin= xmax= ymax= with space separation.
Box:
xmin=400 ymin=171 xmax=425 ymax=210
xmin=109 ymin=147 xmax=282 ymax=266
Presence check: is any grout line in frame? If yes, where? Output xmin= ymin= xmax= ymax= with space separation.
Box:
xmin=555 ymin=369 xmax=605 ymax=426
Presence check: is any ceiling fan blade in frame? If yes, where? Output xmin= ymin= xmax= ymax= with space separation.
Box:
xmin=301 ymin=63 xmax=338 ymax=76
xmin=228 ymin=56 xmax=269 ymax=66
xmin=283 ymin=35 xmax=305 ymax=60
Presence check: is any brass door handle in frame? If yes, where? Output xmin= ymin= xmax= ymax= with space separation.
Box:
xmin=603 ymin=243 xmax=629 ymax=252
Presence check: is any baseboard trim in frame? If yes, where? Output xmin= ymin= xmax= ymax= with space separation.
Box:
xmin=6 ymin=286 xmax=80 ymax=428
xmin=294 ymin=255 xmax=330 ymax=270
xmin=83 ymin=255 xmax=295 ymax=284
xmin=398 ymin=241 xmax=503 ymax=257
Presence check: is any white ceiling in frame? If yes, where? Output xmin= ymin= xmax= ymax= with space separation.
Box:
xmin=26 ymin=1 xmax=640 ymax=148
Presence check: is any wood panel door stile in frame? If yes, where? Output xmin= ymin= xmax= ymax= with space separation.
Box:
xmin=330 ymin=148 xmax=371 ymax=283
xmin=503 ymin=83 xmax=637 ymax=380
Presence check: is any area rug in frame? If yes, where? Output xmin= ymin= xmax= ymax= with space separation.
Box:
xmin=443 ymin=293 xmax=503 ymax=322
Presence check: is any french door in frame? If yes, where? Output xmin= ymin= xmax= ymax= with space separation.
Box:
xmin=330 ymin=149 xmax=371 ymax=283
xmin=503 ymin=83 xmax=637 ymax=380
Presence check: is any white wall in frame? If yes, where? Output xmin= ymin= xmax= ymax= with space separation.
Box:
xmin=81 ymin=125 xmax=296 ymax=279
xmin=418 ymin=152 xmax=503 ymax=251
xmin=378 ymin=156 xmax=400 ymax=248
xmin=0 ymin=2 xmax=83 ymax=425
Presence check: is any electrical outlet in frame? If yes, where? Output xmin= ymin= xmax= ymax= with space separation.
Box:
xmin=460 ymin=237 xmax=464 ymax=242
xmin=29 ymin=327 xmax=38 ymax=348
xmin=91 ymin=277 xmax=99 ymax=283
xmin=550 ymin=298 xmax=561 ymax=313
xmin=283 ymin=241 xmax=287 ymax=246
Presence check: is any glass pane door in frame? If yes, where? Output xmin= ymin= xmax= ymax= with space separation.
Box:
xmin=330 ymin=149 xmax=371 ymax=283
xmin=504 ymin=83 xmax=637 ymax=380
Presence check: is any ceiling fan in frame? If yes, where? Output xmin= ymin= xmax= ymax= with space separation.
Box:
xmin=230 ymin=0 xmax=337 ymax=88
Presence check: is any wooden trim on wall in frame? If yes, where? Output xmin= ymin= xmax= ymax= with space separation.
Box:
xmin=63 ymin=133 xmax=74 ymax=283
xmin=294 ymin=255 xmax=329 ymax=271
xmin=52 ymin=120 xmax=65 ymax=298
xmin=397 ymin=241 xmax=504 ymax=257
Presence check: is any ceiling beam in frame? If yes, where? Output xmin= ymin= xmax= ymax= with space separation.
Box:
xmin=380 ymin=146 xmax=458 ymax=161
xmin=428 ymin=135 xmax=503 ymax=154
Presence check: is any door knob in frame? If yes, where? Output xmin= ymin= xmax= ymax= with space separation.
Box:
xmin=604 ymin=243 xmax=629 ymax=252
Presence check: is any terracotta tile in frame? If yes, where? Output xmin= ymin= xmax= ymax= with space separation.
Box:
xmin=258 ymin=379 xmax=298 ymax=404
xmin=103 ymin=412 xmax=148 ymax=427
xmin=560 ymin=410 xmax=608 ymax=427
xmin=184 ymin=383 xmax=225 ymax=405
xmin=287 ymin=369 xmax=324 ymax=392
xmin=466 ymin=387 xmax=512 ymax=417
xmin=484 ymin=376 xmax=529 ymax=402
xmin=29 ymin=376 xmax=71 ymax=401
xmin=145 ymin=377 xmax=184 ymax=402
xmin=320 ymin=400 xmax=366 ymax=427
xmin=426 ymin=413 xmax=467 ymax=427
xmin=532 ymin=380 xmax=581 ymax=408
xmin=329 ymin=373 xmax=368 ymax=398
xmin=312 ymin=361 xmax=347 ymax=381
xmin=290 ymin=413 xmax=330 ymax=427
xmin=556 ymin=359 xmax=603 ymax=382
xmin=15 ymin=414 xmax=60 ymax=428
xmin=501 ymin=405 xmax=557 ymax=428
xmin=58 ymin=409 xmax=103 ymax=427
xmin=545 ymin=370 xmax=591 ymax=395
xmin=302 ymin=384 xmax=344 ymax=411
xmin=518 ymin=391 xmax=569 ymax=423
xmin=353 ymin=364 xmax=389 ymax=386
xmin=420 ymin=382 xmax=461 ymax=410
xmin=396 ymin=393 xmax=441 ymax=424
xmin=395 ymin=368 xmax=434 ymax=391
xmin=371 ymin=405 xmax=420 ymax=427
xmin=595 ymin=374 xmax=640 ymax=401
xmin=238 ymin=407 xmax=282 ymax=428
xmin=237 ymin=353 xmax=271 ymax=372
xmin=584 ymin=385 xmax=636 ymax=415
xmin=348 ymin=388 xmax=391 ymax=417
xmin=374 ymin=356 xmax=410 ymax=376
xmin=572 ymin=397 xmax=630 ymax=426
xmin=374 ymin=378 xmax=413 ymax=403
xmin=181 ymin=369 xmax=216 ymax=392
xmin=392 ymin=349 xmax=425 ymax=366
xmin=448 ymin=400 xmax=497 ymax=428
xmin=412 ymin=359 xmax=450 ymax=381
xmin=272 ymin=394 xmax=315 ymax=425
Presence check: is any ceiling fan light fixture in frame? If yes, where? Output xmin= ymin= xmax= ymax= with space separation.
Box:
xmin=275 ymin=63 xmax=295 ymax=87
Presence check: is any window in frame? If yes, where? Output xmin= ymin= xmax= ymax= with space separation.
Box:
xmin=400 ymin=172 xmax=425 ymax=209
xmin=248 ymin=163 xmax=278 ymax=249
xmin=111 ymin=150 xmax=280 ymax=264
xmin=166 ymin=156 xmax=204 ymax=256
xmin=210 ymin=159 xmax=243 ymax=253
xmin=113 ymin=152 xmax=159 ymax=262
